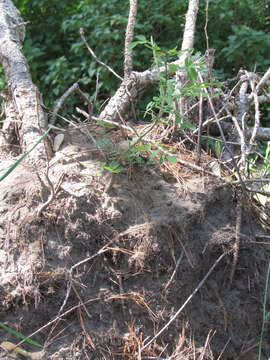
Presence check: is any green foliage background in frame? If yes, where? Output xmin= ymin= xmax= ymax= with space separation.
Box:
xmin=2 ymin=0 xmax=269 ymax=110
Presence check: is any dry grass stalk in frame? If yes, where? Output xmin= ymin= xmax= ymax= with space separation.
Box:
xmin=77 ymin=305 xmax=96 ymax=350
xmin=108 ymin=292 xmax=157 ymax=321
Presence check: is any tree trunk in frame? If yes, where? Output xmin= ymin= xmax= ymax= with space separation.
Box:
xmin=0 ymin=0 xmax=48 ymax=161
xmin=124 ymin=0 xmax=137 ymax=79
xmin=175 ymin=0 xmax=200 ymax=116
xmin=100 ymin=0 xmax=200 ymax=124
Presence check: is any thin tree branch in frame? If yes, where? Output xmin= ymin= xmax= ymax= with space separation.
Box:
xmin=50 ymin=83 xmax=92 ymax=126
xmin=80 ymin=28 xmax=123 ymax=82
xmin=256 ymin=67 xmax=270 ymax=92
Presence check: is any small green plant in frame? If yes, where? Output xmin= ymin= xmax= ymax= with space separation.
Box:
xmin=131 ymin=36 xmax=206 ymax=132
xmin=101 ymin=160 xmax=124 ymax=174
xmin=100 ymin=137 xmax=178 ymax=174
xmin=101 ymin=140 xmax=151 ymax=174
xmin=101 ymin=39 xmax=207 ymax=174
xmin=202 ymin=136 xmax=224 ymax=158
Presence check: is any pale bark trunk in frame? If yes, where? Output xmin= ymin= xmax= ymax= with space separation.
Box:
xmin=100 ymin=0 xmax=200 ymax=124
xmin=99 ymin=69 xmax=159 ymax=122
xmin=181 ymin=0 xmax=199 ymax=52
xmin=176 ymin=0 xmax=200 ymax=115
xmin=124 ymin=0 xmax=137 ymax=79
xmin=0 ymin=0 xmax=48 ymax=160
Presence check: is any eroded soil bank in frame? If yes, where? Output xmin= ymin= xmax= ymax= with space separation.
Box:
xmin=0 ymin=125 xmax=269 ymax=359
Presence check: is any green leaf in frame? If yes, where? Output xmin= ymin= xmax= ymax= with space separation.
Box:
xmin=151 ymin=149 xmax=159 ymax=159
xmin=265 ymin=141 xmax=270 ymax=159
xmin=96 ymin=138 xmax=111 ymax=150
xmin=136 ymin=35 xmax=147 ymax=42
xmin=180 ymin=121 xmax=196 ymax=131
xmin=147 ymin=158 xmax=155 ymax=165
xmin=167 ymin=47 xmax=178 ymax=56
xmin=168 ymin=63 xmax=180 ymax=73
xmin=185 ymin=57 xmax=190 ymax=67
xmin=216 ymin=140 xmax=223 ymax=158
xmin=103 ymin=161 xmax=124 ymax=174
xmin=160 ymin=154 xmax=165 ymax=165
xmin=97 ymin=120 xmax=116 ymax=129
xmin=130 ymin=41 xmax=144 ymax=49
xmin=144 ymin=144 xmax=151 ymax=151
xmin=187 ymin=66 xmax=198 ymax=82
xmin=265 ymin=311 xmax=270 ymax=322
xmin=167 ymin=155 xmax=177 ymax=165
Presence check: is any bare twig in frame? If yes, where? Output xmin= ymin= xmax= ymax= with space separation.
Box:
xmin=15 ymin=297 xmax=101 ymax=351
xmin=92 ymin=115 xmax=136 ymax=133
xmin=151 ymin=140 xmax=224 ymax=178
xmin=35 ymin=89 xmax=52 ymax=158
xmin=199 ymin=330 xmax=215 ymax=360
xmin=141 ymin=252 xmax=228 ymax=352
xmin=204 ymin=0 xmax=211 ymax=79
xmin=50 ymin=83 xmax=92 ymax=126
xmin=229 ymin=195 xmax=243 ymax=288
xmin=247 ymin=71 xmax=260 ymax=148
xmin=77 ymin=306 xmax=96 ymax=350
xmin=81 ymin=24 xmax=141 ymax=124
xmin=217 ymin=338 xmax=231 ymax=360
xmin=196 ymin=94 xmax=203 ymax=165
xmin=256 ymin=67 xmax=270 ymax=92
xmin=36 ymin=173 xmax=64 ymax=217
xmin=163 ymin=251 xmax=184 ymax=293
xmin=35 ymin=89 xmax=64 ymax=217
xmin=71 ymin=244 xmax=110 ymax=273
xmin=80 ymin=28 xmax=123 ymax=82
xmin=44 ymin=243 xmax=112 ymax=346
xmin=181 ymin=0 xmax=199 ymax=52
xmin=198 ymin=71 xmax=247 ymax=191
xmin=246 ymin=188 xmax=270 ymax=197
xmin=90 ymin=71 xmax=100 ymax=121
xmin=235 ymin=76 xmax=248 ymax=168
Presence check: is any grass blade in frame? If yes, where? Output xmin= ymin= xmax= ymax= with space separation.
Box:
xmin=0 ymin=127 xmax=51 ymax=182
xmin=0 ymin=321 xmax=43 ymax=349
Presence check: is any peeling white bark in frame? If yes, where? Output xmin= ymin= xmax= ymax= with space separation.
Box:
xmin=0 ymin=0 xmax=48 ymax=160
